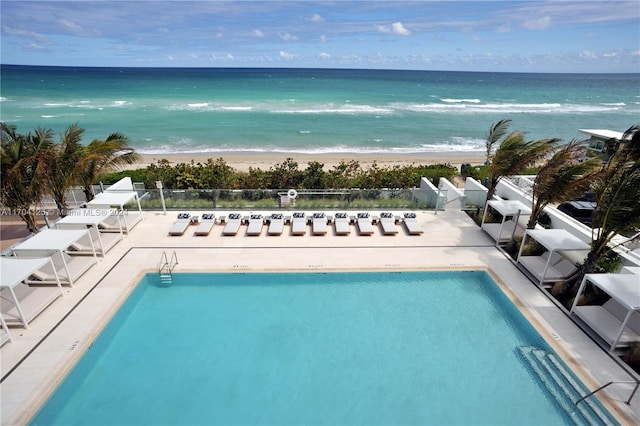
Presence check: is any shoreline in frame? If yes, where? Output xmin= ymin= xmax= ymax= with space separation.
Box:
xmin=131 ymin=151 xmax=487 ymax=172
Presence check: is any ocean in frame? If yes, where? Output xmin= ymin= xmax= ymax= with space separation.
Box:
xmin=1 ymin=65 xmax=638 ymax=156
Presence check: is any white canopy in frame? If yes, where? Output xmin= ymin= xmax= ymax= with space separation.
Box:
xmin=571 ymin=273 xmax=640 ymax=351
xmin=86 ymin=191 xmax=142 ymax=232
xmin=481 ymin=199 xmax=532 ymax=245
xmin=1 ymin=257 xmax=53 ymax=288
xmin=12 ymin=229 xmax=94 ymax=252
xmin=11 ymin=229 xmax=97 ymax=286
xmin=487 ymin=199 xmax=532 ymax=216
xmin=517 ymin=229 xmax=590 ymax=285
xmin=88 ymin=191 xmax=140 ymax=209
xmin=1 ymin=257 xmax=63 ymax=328
xmin=55 ymin=209 xmax=124 ymax=255
xmin=521 ymin=229 xmax=590 ymax=252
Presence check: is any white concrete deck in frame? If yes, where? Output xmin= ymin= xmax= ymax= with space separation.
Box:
xmin=1 ymin=208 xmax=638 ymax=424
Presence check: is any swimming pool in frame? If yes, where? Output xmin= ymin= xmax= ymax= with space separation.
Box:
xmin=30 ymin=271 xmax=615 ymax=425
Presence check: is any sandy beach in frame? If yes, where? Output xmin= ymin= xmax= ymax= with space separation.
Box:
xmin=133 ymin=151 xmax=487 ymax=172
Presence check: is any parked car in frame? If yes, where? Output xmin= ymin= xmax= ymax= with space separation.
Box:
xmin=557 ymin=201 xmax=596 ymax=226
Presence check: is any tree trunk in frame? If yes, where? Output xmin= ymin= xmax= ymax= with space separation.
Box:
xmin=55 ymin=199 xmax=68 ymax=217
xmin=19 ymin=211 xmax=40 ymax=234
xmin=83 ymin=185 xmax=95 ymax=202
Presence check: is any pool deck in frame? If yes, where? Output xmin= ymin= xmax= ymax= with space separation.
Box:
xmin=1 ymin=208 xmax=639 ymax=424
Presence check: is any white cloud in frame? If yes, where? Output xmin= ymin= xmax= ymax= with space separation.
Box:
xmin=523 ymin=16 xmax=552 ymax=30
xmin=580 ymin=50 xmax=598 ymax=59
xmin=376 ymin=22 xmax=411 ymax=36
xmin=279 ymin=51 xmax=295 ymax=60
xmin=279 ymin=32 xmax=298 ymax=41
xmin=57 ymin=18 xmax=98 ymax=36
xmin=318 ymin=52 xmax=330 ymax=60
xmin=167 ymin=55 xmax=174 ymax=60
xmin=632 ymin=50 xmax=640 ymax=56
xmin=310 ymin=14 xmax=324 ymax=23
xmin=252 ymin=29 xmax=264 ymax=38
xmin=602 ymin=51 xmax=618 ymax=57
xmin=320 ymin=35 xmax=327 ymax=43
xmin=472 ymin=35 xmax=482 ymax=42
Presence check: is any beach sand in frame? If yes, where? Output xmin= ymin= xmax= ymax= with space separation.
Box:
xmin=133 ymin=151 xmax=487 ymax=172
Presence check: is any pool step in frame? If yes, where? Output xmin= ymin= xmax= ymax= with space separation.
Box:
xmin=516 ymin=346 xmax=615 ymax=426
xmin=159 ymin=273 xmax=173 ymax=284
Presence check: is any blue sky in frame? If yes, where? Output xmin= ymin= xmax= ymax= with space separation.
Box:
xmin=2 ymin=0 xmax=639 ymax=72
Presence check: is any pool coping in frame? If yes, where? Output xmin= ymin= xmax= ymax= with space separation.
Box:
xmin=1 ymin=209 xmax=639 ymax=424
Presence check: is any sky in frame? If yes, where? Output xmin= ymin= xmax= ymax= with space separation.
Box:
xmin=1 ymin=0 xmax=639 ymax=73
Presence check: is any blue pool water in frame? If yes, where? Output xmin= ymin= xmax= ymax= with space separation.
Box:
xmin=30 ymin=271 xmax=603 ymax=425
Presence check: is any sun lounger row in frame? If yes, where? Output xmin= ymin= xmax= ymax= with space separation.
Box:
xmin=168 ymin=212 xmax=424 ymax=236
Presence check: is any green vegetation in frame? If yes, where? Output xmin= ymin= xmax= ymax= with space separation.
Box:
xmin=1 ymin=122 xmax=139 ymax=232
xmin=102 ymin=157 xmax=458 ymax=191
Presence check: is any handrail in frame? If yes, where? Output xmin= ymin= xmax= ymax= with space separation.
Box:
xmin=575 ymin=380 xmax=640 ymax=407
xmin=157 ymin=251 xmax=178 ymax=276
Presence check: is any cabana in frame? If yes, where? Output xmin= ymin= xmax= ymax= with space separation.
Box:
xmin=55 ymin=209 xmax=123 ymax=255
xmin=87 ymin=192 xmax=142 ymax=233
xmin=570 ymin=273 xmax=640 ymax=352
xmin=516 ymin=229 xmax=589 ymax=286
xmin=11 ymin=229 xmax=97 ymax=287
xmin=1 ymin=257 xmax=63 ymax=328
xmin=481 ymin=199 xmax=531 ymax=245
xmin=86 ymin=178 xmax=143 ymax=233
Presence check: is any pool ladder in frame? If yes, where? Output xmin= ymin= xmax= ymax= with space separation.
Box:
xmin=157 ymin=251 xmax=178 ymax=285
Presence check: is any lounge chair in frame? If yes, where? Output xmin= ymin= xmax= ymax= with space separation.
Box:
xmin=194 ymin=213 xmax=215 ymax=236
xmin=573 ymin=299 xmax=640 ymax=348
xmin=312 ymin=212 xmax=328 ymax=235
xmin=379 ymin=212 xmax=399 ymax=235
xmin=246 ymin=214 xmax=265 ymax=236
xmin=356 ymin=212 xmax=374 ymax=235
xmin=518 ymin=251 xmax=578 ymax=284
xmin=25 ymin=253 xmax=95 ymax=286
xmin=222 ymin=213 xmax=242 ymax=236
xmin=291 ymin=212 xmax=307 ymax=235
xmin=402 ymin=213 xmax=424 ymax=235
xmin=168 ymin=213 xmax=191 ymax=236
xmin=334 ymin=212 xmax=350 ymax=235
xmin=267 ymin=213 xmax=285 ymax=236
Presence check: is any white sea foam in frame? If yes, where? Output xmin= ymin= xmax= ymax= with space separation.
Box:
xmin=440 ymin=98 xmax=481 ymax=103
xmin=0 ymin=97 xmax=7 ymax=102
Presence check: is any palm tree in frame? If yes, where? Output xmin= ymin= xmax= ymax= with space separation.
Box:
xmin=485 ymin=120 xmax=560 ymax=200
xmin=75 ymin=132 xmax=141 ymax=201
xmin=484 ymin=118 xmax=512 ymax=163
xmin=526 ymin=140 xmax=602 ymax=229
xmin=581 ymin=125 xmax=640 ymax=276
xmin=48 ymin=123 xmax=85 ymax=216
xmin=1 ymin=123 xmax=56 ymax=233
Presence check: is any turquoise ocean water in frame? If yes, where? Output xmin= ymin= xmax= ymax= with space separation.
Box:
xmin=1 ymin=65 xmax=638 ymax=156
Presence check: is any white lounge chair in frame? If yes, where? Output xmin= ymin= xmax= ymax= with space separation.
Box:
xmin=168 ymin=213 xmax=191 ymax=236
xmin=519 ymin=251 xmax=578 ymax=284
xmin=194 ymin=213 xmax=215 ymax=236
xmin=402 ymin=213 xmax=424 ymax=235
xmin=291 ymin=212 xmax=307 ymax=235
xmin=246 ymin=214 xmax=265 ymax=236
xmin=379 ymin=212 xmax=399 ymax=235
xmin=356 ymin=212 xmax=374 ymax=235
xmin=25 ymin=252 xmax=95 ymax=286
xmin=222 ymin=213 xmax=242 ymax=236
xmin=267 ymin=213 xmax=284 ymax=236
xmin=574 ymin=299 xmax=640 ymax=348
xmin=312 ymin=212 xmax=328 ymax=235
xmin=334 ymin=212 xmax=350 ymax=235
